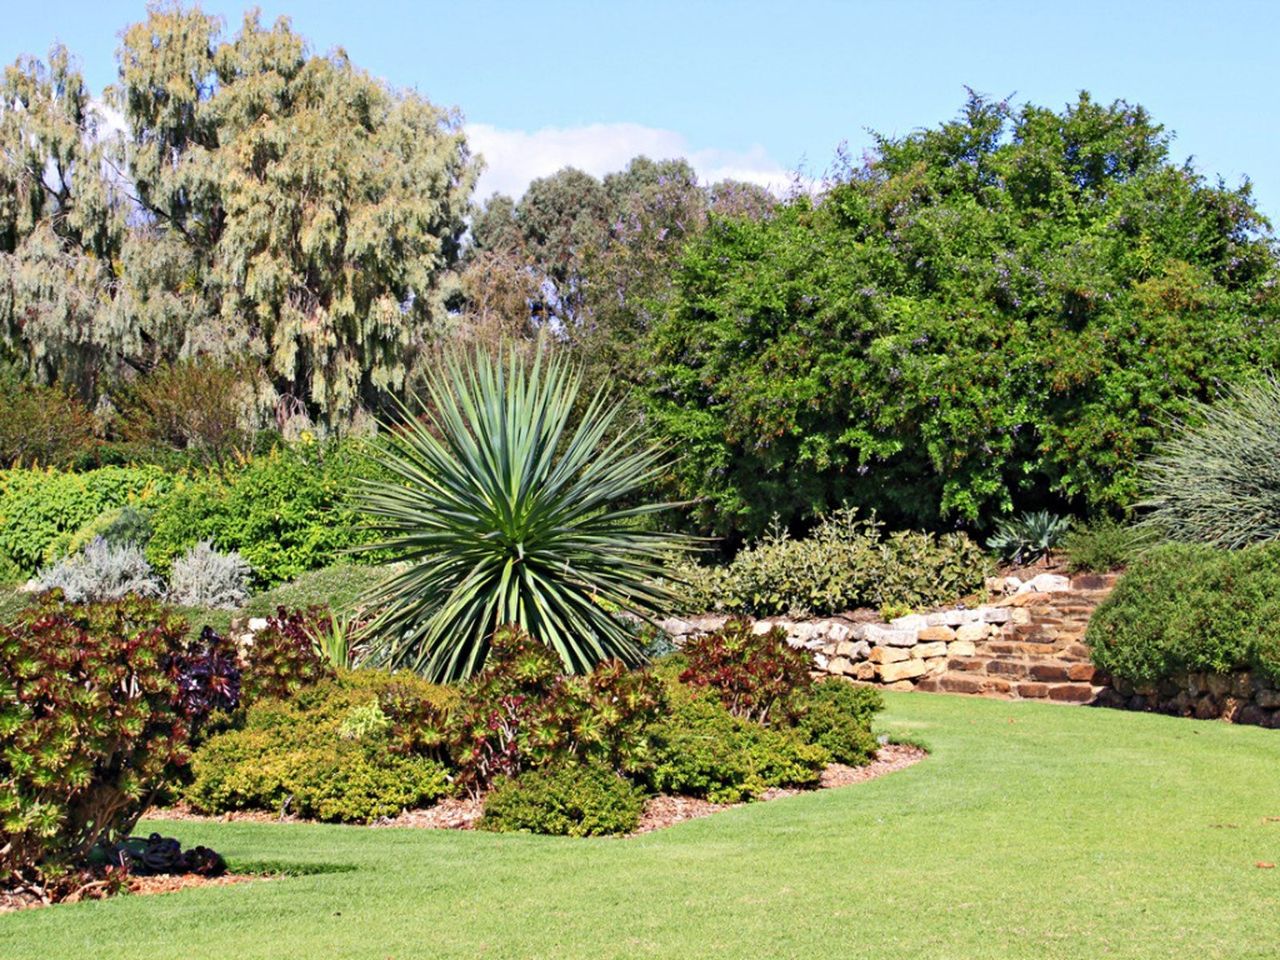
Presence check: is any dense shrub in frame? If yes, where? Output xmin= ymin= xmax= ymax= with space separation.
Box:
xmin=447 ymin=627 xmax=665 ymax=795
xmin=186 ymin=671 xmax=452 ymax=824
xmin=0 ymin=597 xmax=239 ymax=884
xmin=645 ymin=94 xmax=1280 ymax=540
xmin=242 ymin=607 xmax=335 ymax=703
xmin=1063 ymin=517 xmax=1144 ymax=573
xmin=1088 ymin=543 xmax=1280 ymax=685
xmin=0 ymin=378 xmax=96 ymax=469
xmin=146 ymin=440 xmax=386 ymax=585
xmin=167 ymin=541 xmax=251 ymax=609
xmin=647 ymin=691 xmax=829 ymax=803
xmin=0 ymin=466 xmax=171 ymax=576
xmin=680 ymin=620 xmax=811 ymax=724
xmin=52 ymin=505 xmax=155 ymax=562
xmin=1138 ymin=379 xmax=1280 ymax=549
xmin=36 ymin=538 xmax=163 ymax=602
xmin=480 ymin=761 xmax=645 ymax=837
xmin=115 ymin=359 xmax=258 ymax=468
xmin=795 ymin=679 xmax=881 ymax=766
xmin=674 ymin=508 xmax=988 ymax=616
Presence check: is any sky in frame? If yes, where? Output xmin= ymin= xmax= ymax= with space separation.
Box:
xmin=5 ymin=0 xmax=1280 ymax=215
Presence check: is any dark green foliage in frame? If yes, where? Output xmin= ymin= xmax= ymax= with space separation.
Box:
xmin=679 ymin=620 xmax=812 ymax=725
xmin=986 ymin=511 xmax=1072 ymax=565
xmin=1063 ymin=517 xmax=1144 ymax=572
xmin=242 ymin=607 xmax=335 ymax=703
xmin=1087 ymin=543 xmax=1280 ymax=685
xmin=0 ymin=466 xmax=171 ymax=576
xmin=186 ymin=671 xmax=453 ymax=824
xmin=646 ymin=93 xmax=1280 ymax=540
xmin=447 ymin=627 xmax=666 ymax=795
xmin=146 ymin=440 xmax=387 ymax=585
xmin=647 ymin=691 xmax=829 ymax=803
xmin=1138 ymin=378 xmax=1280 ymax=549
xmin=673 ymin=508 xmax=989 ymax=616
xmin=0 ymin=596 xmax=236 ymax=884
xmin=794 ymin=679 xmax=882 ymax=766
xmin=480 ymin=761 xmax=645 ymax=837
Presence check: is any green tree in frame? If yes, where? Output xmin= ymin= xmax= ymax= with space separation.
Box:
xmin=645 ymin=92 xmax=1280 ymax=540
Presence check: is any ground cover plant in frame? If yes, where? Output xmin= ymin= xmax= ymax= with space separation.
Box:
xmin=3 ymin=693 xmax=1277 ymax=959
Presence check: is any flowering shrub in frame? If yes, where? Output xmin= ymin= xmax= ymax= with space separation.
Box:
xmin=0 ymin=596 xmax=238 ymax=885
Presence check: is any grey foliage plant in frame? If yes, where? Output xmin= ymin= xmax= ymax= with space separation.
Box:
xmin=354 ymin=345 xmax=689 ymax=682
xmin=167 ymin=540 xmax=252 ymax=609
xmin=985 ymin=511 xmax=1072 ymax=566
xmin=1138 ymin=377 xmax=1280 ymax=549
xmin=37 ymin=537 xmax=163 ymax=603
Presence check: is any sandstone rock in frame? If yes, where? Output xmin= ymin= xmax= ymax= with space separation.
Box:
xmin=247 ymin=617 xmax=269 ymax=632
xmin=1047 ymin=683 xmax=1095 ymax=703
xmin=889 ymin=614 xmax=930 ymax=632
xmin=940 ymin=674 xmax=984 ymax=695
xmin=1015 ymin=681 xmax=1049 ymax=699
xmin=1066 ymin=663 xmax=1096 ymax=683
xmin=827 ymin=657 xmax=853 ymax=675
xmin=923 ymin=657 xmax=948 ymax=676
xmin=910 ymin=641 xmax=948 ymax=660
xmin=826 ymin=622 xmax=851 ymax=643
xmin=980 ymin=607 xmax=1012 ymax=625
xmin=660 ymin=617 xmax=696 ymax=636
xmin=954 ymin=622 xmax=990 ymax=643
xmin=853 ymin=661 xmax=877 ymax=681
xmin=918 ymin=625 xmax=956 ymax=642
xmin=879 ymin=659 xmax=927 ymax=683
xmin=885 ymin=680 xmax=917 ymax=691
xmin=813 ymin=653 xmax=830 ymax=671
xmin=1021 ymin=573 xmax=1071 ymax=593
xmin=865 ymin=624 xmax=918 ymax=647
xmin=1029 ymin=663 xmax=1070 ymax=683
xmin=836 ymin=639 xmax=871 ymax=660
xmin=947 ymin=640 xmax=976 ymax=657
xmin=1010 ymin=608 xmax=1032 ymax=625
xmin=751 ymin=620 xmax=776 ymax=635
xmin=869 ymin=645 xmax=909 ymax=664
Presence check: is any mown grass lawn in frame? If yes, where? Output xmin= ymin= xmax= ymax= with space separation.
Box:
xmin=3 ymin=691 xmax=1278 ymax=960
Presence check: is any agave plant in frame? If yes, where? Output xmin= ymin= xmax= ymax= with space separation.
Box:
xmin=353 ymin=347 xmax=688 ymax=682
xmin=985 ymin=510 xmax=1071 ymax=566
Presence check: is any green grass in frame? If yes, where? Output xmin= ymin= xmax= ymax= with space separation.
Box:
xmin=4 ymin=693 xmax=1279 ymax=959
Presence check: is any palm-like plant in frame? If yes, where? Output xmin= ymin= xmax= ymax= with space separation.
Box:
xmin=353 ymin=346 xmax=687 ymax=682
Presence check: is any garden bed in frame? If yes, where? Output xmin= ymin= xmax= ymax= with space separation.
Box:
xmin=146 ymin=744 xmax=927 ymax=837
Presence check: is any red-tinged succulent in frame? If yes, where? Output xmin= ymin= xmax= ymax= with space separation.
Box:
xmin=679 ymin=620 xmax=812 ymax=725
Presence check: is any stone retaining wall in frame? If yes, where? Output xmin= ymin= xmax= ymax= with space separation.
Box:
xmin=661 ymin=573 xmax=1113 ymax=702
xmin=1096 ymin=672 xmax=1280 ymax=728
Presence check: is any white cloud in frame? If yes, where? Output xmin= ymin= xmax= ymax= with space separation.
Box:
xmin=465 ymin=122 xmax=796 ymax=200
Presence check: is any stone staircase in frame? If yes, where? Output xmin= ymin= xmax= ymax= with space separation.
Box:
xmin=915 ymin=574 xmax=1119 ymax=703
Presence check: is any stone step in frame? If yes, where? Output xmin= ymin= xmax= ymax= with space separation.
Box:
xmin=917 ymin=671 xmax=1102 ymax=704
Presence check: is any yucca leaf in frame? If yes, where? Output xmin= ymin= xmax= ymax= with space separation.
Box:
xmin=353 ymin=345 xmax=691 ymax=681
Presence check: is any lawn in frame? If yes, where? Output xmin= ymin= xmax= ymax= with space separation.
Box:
xmin=3 ymin=692 xmax=1278 ymax=960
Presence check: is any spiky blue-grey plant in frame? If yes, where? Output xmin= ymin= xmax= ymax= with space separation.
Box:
xmin=353 ymin=346 xmax=687 ymax=681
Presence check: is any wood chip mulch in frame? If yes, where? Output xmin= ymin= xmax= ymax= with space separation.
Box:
xmin=0 ymin=873 xmax=265 ymax=914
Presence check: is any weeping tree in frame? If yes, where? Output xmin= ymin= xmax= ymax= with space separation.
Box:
xmin=354 ymin=346 xmax=688 ymax=681
xmin=1138 ymin=378 xmax=1280 ymax=549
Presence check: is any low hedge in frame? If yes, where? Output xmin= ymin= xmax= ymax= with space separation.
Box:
xmin=1087 ymin=542 xmax=1280 ymax=686
xmin=480 ymin=762 xmax=646 ymax=837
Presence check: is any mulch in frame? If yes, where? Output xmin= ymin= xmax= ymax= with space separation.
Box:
xmin=0 ymin=873 xmax=265 ymax=914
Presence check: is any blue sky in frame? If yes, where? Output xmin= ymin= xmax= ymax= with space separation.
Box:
xmin=6 ymin=1 xmax=1280 ymax=215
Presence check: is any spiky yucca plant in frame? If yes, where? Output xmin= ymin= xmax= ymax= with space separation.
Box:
xmin=985 ymin=511 xmax=1071 ymax=565
xmin=1139 ymin=378 xmax=1280 ymax=549
xmin=354 ymin=347 xmax=686 ymax=682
